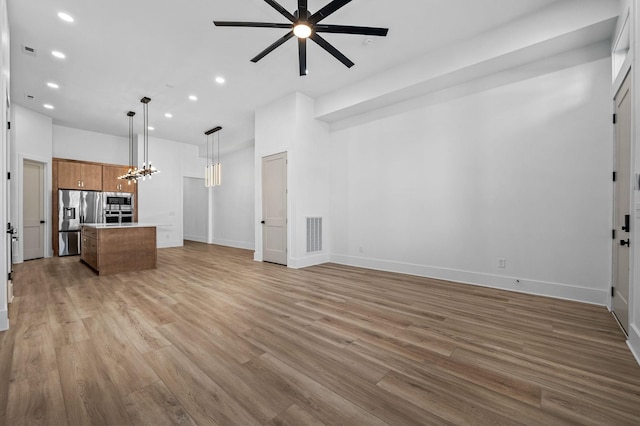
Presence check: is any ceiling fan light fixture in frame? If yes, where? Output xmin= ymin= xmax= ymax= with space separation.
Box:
xmin=214 ymin=0 xmax=388 ymax=75
xmin=293 ymin=23 xmax=312 ymax=39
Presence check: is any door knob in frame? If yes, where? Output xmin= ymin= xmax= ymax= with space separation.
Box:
xmin=40 ymin=220 xmax=45 ymax=224
xmin=621 ymin=239 xmax=630 ymax=247
xmin=261 ymin=220 xmax=265 ymax=224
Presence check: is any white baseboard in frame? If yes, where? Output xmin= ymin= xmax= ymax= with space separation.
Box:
xmin=289 ymin=253 xmax=331 ymax=269
xmin=157 ymin=239 xmax=184 ymax=249
xmin=210 ymin=238 xmax=255 ymax=251
xmin=184 ymin=235 xmax=208 ymax=243
xmin=0 ymin=309 xmax=8 ymax=331
xmin=628 ymin=324 xmax=640 ymax=367
xmin=330 ymin=254 xmax=608 ymax=306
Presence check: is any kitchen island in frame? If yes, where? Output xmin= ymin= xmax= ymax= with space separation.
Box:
xmin=81 ymin=223 xmax=156 ymax=275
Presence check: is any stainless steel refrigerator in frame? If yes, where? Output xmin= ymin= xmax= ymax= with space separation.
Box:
xmin=58 ymin=190 xmax=103 ymax=256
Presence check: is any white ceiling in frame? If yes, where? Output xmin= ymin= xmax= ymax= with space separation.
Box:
xmin=9 ymin=0 xmax=566 ymax=147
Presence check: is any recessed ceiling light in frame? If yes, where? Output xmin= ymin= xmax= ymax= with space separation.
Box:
xmin=215 ymin=76 xmax=225 ymax=84
xmin=57 ymin=12 xmax=74 ymax=23
xmin=189 ymin=95 xmax=197 ymax=101
xmin=43 ymin=104 xmax=54 ymax=109
xmin=47 ymin=82 xmax=59 ymax=89
xmin=148 ymin=126 xmax=155 ymax=131
xmin=164 ymin=113 xmax=172 ymax=118
xmin=51 ymin=50 xmax=66 ymax=59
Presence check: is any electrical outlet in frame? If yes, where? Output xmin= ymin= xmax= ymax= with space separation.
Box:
xmin=498 ymin=258 xmax=506 ymax=268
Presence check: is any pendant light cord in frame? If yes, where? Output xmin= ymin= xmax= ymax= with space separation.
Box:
xmin=143 ymin=101 xmax=148 ymax=167
xmin=129 ymin=114 xmax=132 ymax=169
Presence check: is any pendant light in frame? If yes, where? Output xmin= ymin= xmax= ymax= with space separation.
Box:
xmin=214 ymin=128 xmax=222 ymax=186
xmin=136 ymin=96 xmax=159 ymax=180
xmin=204 ymin=126 xmax=222 ymax=187
xmin=118 ymin=111 xmax=140 ymax=183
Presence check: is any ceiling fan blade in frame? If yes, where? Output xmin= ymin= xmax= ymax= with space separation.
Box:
xmin=299 ymin=0 xmax=308 ymax=20
xmin=264 ymin=0 xmax=296 ymax=22
xmin=299 ymin=37 xmax=307 ymax=76
xmin=310 ymin=33 xmax=354 ymax=68
xmin=314 ymin=24 xmax=388 ymax=37
xmin=251 ymin=31 xmax=294 ymax=63
xmin=309 ymin=0 xmax=352 ymax=24
xmin=214 ymin=21 xmax=292 ymax=29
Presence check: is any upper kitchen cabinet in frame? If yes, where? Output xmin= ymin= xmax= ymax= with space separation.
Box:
xmin=57 ymin=160 xmax=103 ymax=190
xmin=102 ymin=165 xmax=135 ymax=193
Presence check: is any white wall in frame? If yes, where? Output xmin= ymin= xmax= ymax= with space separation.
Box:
xmin=254 ymin=92 xmax=331 ymax=266
xmin=183 ymin=177 xmax=208 ymax=243
xmin=290 ymin=94 xmax=331 ymax=266
xmin=329 ymin=55 xmax=612 ymax=305
xmin=0 ymin=0 xmax=9 ymax=330
xmin=10 ymin=105 xmax=53 ymax=263
xmin=137 ymin=135 xmax=205 ymax=248
xmin=255 ymin=93 xmax=297 ymax=262
xmin=210 ymin=142 xmax=255 ymax=250
xmin=53 ymin=125 xmax=128 ymax=165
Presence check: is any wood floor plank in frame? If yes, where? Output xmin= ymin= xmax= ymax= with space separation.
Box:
xmin=0 ymin=303 xmax=19 ymax=425
xmin=6 ymin=371 xmax=68 ymax=426
xmin=144 ymin=345 xmax=262 ymax=425
xmin=47 ymin=286 xmax=90 ymax=347
xmin=540 ymin=388 xmax=640 ymax=425
xmin=2 ymin=241 xmax=640 ymax=425
xmin=65 ymin=281 xmax=104 ymax=319
xmin=268 ymin=404 xmax=328 ymax=426
xmin=243 ymin=323 xmax=446 ymax=425
xmin=102 ymin=298 xmax=171 ymax=354
xmin=121 ymin=380 xmax=197 ymax=426
xmin=158 ymin=319 xmax=289 ymax=423
xmin=10 ymin=310 xmax=57 ymax=383
xmin=254 ymin=353 xmax=390 ymax=426
xmin=56 ymin=339 xmax=132 ymax=425
xmin=450 ymin=345 xmax=640 ymax=413
xmin=82 ymin=315 xmax=159 ymax=395
xmin=377 ymin=370 xmax=525 ymax=426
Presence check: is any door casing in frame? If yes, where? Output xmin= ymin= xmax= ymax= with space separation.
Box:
xmin=23 ymin=159 xmax=45 ymax=260
xmin=261 ymin=152 xmax=288 ymax=265
xmin=612 ymin=70 xmax=632 ymax=335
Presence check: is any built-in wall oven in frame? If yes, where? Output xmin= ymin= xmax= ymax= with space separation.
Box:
xmin=103 ymin=192 xmax=134 ymax=225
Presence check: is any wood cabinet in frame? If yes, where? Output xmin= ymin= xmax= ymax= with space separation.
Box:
xmin=81 ymin=225 xmax=156 ymax=275
xmin=57 ymin=160 xmax=103 ymax=190
xmin=102 ymin=165 xmax=135 ymax=193
xmin=80 ymin=226 xmax=98 ymax=269
xmin=52 ymin=158 xmax=139 ymax=256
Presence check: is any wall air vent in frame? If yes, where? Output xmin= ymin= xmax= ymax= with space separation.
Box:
xmin=24 ymin=94 xmax=34 ymax=101
xmin=22 ymin=45 xmax=37 ymax=56
xmin=306 ymin=217 xmax=323 ymax=254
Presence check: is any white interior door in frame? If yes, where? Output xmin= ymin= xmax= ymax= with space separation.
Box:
xmin=5 ymin=89 xmax=12 ymax=303
xmin=183 ymin=177 xmax=208 ymax=243
xmin=262 ymin=152 xmax=287 ymax=265
xmin=612 ymin=71 xmax=632 ymax=335
xmin=23 ymin=159 xmax=45 ymax=260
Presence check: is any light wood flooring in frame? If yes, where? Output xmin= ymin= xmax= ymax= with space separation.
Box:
xmin=1 ymin=241 xmax=640 ymax=425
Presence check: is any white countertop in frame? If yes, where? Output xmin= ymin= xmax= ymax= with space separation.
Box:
xmin=82 ymin=223 xmax=158 ymax=229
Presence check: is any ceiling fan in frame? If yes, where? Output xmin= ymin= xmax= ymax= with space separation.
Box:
xmin=214 ymin=0 xmax=389 ymax=76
